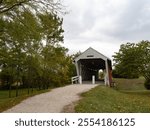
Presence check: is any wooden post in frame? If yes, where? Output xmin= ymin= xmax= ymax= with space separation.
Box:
xmin=105 ymin=60 xmax=110 ymax=86
xmin=92 ymin=75 xmax=95 ymax=84
xmin=79 ymin=76 xmax=82 ymax=84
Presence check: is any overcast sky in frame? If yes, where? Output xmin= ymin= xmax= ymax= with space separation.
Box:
xmin=62 ymin=0 xmax=150 ymax=59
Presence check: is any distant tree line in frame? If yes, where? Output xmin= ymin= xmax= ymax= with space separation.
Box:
xmin=0 ymin=0 xmax=76 ymax=96
xmin=113 ymin=40 xmax=150 ymax=89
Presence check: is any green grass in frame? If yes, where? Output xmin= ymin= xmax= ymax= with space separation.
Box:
xmin=0 ymin=88 xmax=50 ymax=112
xmin=114 ymin=77 xmax=146 ymax=91
xmin=75 ymin=78 xmax=150 ymax=113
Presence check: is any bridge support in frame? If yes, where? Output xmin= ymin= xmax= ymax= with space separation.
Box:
xmin=74 ymin=47 xmax=112 ymax=86
xmin=79 ymin=76 xmax=82 ymax=84
xmin=92 ymin=75 xmax=95 ymax=84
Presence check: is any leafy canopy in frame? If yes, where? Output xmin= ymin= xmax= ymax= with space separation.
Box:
xmin=113 ymin=40 xmax=150 ymax=89
xmin=0 ymin=0 xmax=76 ymax=92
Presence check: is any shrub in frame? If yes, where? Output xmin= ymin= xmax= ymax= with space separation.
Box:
xmin=112 ymin=69 xmax=139 ymax=79
xmin=144 ymin=79 xmax=150 ymax=90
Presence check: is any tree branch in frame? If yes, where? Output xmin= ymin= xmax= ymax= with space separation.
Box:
xmin=0 ymin=0 xmax=29 ymax=14
xmin=0 ymin=0 xmax=3 ymax=5
xmin=0 ymin=0 xmax=65 ymax=15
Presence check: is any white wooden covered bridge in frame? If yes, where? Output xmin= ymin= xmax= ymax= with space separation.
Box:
xmin=72 ymin=47 xmax=112 ymax=86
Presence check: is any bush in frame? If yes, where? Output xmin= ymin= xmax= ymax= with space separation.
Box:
xmin=112 ymin=70 xmax=122 ymax=78
xmin=144 ymin=79 xmax=150 ymax=90
xmin=112 ymin=69 xmax=139 ymax=79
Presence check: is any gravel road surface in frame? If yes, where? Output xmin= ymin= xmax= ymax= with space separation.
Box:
xmin=4 ymin=84 xmax=97 ymax=113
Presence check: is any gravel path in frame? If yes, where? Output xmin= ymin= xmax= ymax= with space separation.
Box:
xmin=4 ymin=84 xmax=97 ymax=113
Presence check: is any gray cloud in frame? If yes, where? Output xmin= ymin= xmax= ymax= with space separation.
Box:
xmin=110 ymin=0 xmax=150 ymax=41
xmin=62 ymin=0 xmax=150 ymax=57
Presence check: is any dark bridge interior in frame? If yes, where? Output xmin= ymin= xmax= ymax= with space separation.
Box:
xmin=79 ymin=58 xmax=106 ymax=81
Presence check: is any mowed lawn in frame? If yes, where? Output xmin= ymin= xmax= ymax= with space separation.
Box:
xmin=0 ymin=88 xmax=50 ymax=112
xmin=75 ymin=78 xmax=150 ymax=113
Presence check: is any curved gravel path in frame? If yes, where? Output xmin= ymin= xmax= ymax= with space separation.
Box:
xmin=4 ymin=84 xmax=97 ymax=113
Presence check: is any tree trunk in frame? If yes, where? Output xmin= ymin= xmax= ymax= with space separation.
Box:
xmin=9 ymin=85 xmax=11 ymax=98
xmin=16 ymin=81 xmax=19 ymax=97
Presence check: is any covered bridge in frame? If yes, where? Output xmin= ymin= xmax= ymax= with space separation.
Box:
xmin=74 ymin=47 xmax=112 ymax=86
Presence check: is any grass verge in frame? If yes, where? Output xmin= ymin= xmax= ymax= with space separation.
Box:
xmin=75 ymin=78 xmax=150 ymax=113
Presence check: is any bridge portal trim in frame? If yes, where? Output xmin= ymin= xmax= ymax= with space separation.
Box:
xmin=74 ymin=47 xmax=112 ymax=86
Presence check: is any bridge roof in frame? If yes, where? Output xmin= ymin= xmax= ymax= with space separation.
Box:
xmin=75 ymin=47 xmax=111 ymax=62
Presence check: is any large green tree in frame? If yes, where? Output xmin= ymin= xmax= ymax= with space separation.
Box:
xmin=136 ymin=41 xmax=150 ymax=80
xmin=113 ymin=42 xmax=140 ymax=79
xmin=0 ymin=10 xmax=65 ymax=86
xmin=0 ymin=0 xmax=76 ymax=97
xmin=113 ymin=40 xmax=150 ymax=89
xmin=137 ymin=41 xmax=150 ymax=89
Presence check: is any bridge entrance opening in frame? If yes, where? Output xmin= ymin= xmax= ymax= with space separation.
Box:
xmin=74 ymin=47 xmax=112 ymax=86
xmin=80 ymin=59 xmax=105 ymax=81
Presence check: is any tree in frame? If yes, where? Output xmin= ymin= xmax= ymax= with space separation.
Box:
xmin=0 ymin=9 xmax=42 ymax=96
xmin=137 ymin=41 xmax=150 ymax=89
xmin=113 ymin=40 xmax=150 ymax=89
xmin=113 ymin=42 xmax=140 ymax=79
xmin=136 ymin=41 xmax=150 ymax=79
xmin=41 ymin=44 xmax=72 ymax=87
xmin=0 ymin=0 xmax=70 ymax=96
